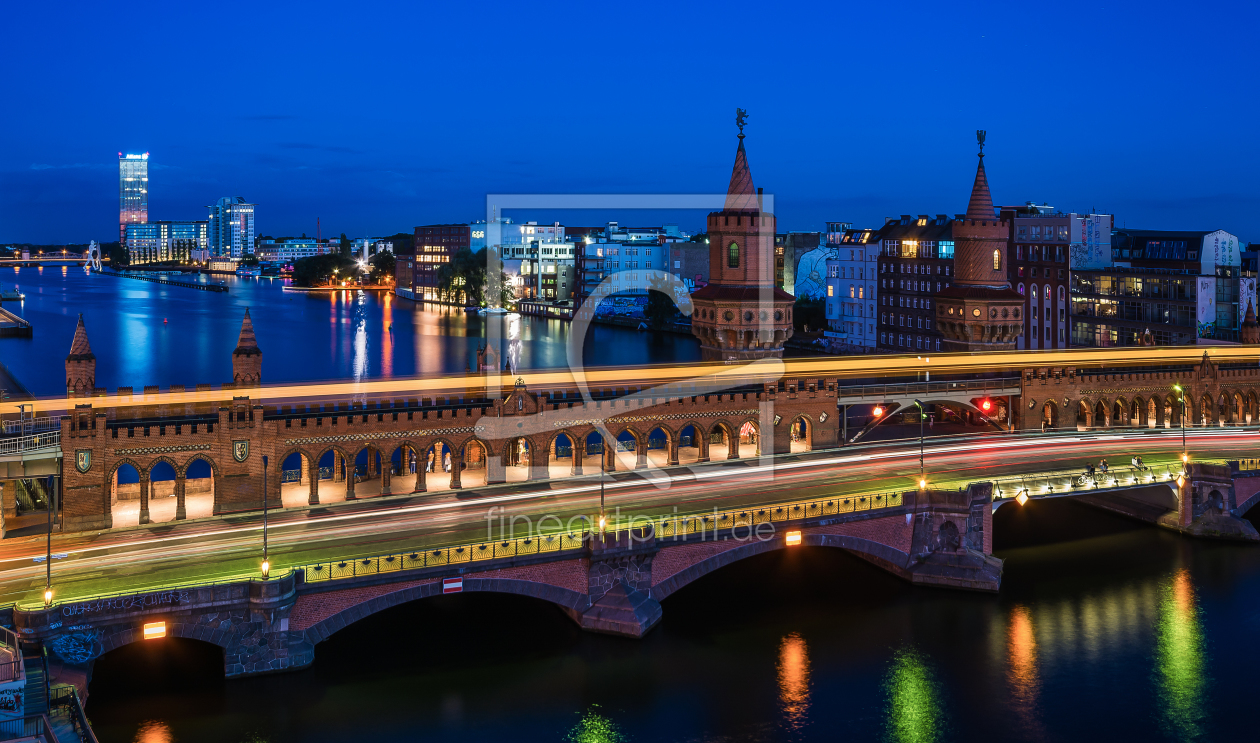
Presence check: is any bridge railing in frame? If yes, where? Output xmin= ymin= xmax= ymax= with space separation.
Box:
xmin=990 ymin=460 xmax=1226 ymax=500
xmin=298 ymin=488 xmax=907 ymax=585
xmin=0 ymin=431 xmax=60 ymax=455
xmin=0 ymin=626 xmax=23 ymax=684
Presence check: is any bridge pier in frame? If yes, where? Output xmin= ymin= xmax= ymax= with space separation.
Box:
xmin=138 ymin=475 xmax=150 ymax=525
xmin=174 ymin=478 xmax=186 ymax=521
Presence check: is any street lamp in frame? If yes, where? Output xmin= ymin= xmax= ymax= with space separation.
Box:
xmin=598 ymin=433 xmax=607 ymax=541
xmin=261 ymin=455 xmax=270 ymax=578
xmin=913 ymin=399 xmax=926 ymax=489
xmin=43 ymin=486 xmax=52 ymax=607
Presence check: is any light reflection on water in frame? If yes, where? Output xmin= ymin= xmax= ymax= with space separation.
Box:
xmin=777 ymin=632 xmax=811 ymax=734
xmin=1157 ymin=568 xmax=1207 ymax=740
xmin=883 ymin=646 xmax=943 ymax=743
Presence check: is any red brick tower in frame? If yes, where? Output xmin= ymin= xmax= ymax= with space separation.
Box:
xmin=65 ymin=313 xmax=95 ymax=397
xmin=936 ymin=131 xmax=1024 ymax=351
xmin=1242 ymin=300 xmax=1259 ymax=345
xmin=232 ymin=308 xmax=262 ymax=386
xmin=690 ymin=112 xmax=794 ymax=361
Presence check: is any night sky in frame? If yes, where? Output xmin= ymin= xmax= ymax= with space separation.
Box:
xmin=3 ymin=0 xmax=1257 ymax=244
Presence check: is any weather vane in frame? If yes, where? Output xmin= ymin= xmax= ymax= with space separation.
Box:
xmin=976 ymin=129 xmax=986 ymax=156
xmin=736 ymin=108 xmax=748 ymax=136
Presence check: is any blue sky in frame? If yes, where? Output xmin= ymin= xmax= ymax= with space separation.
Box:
xmin=2 ymin=0 xmax=1257 ymax=243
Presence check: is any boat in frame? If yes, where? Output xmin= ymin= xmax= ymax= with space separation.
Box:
xmin=464 ymin=306 xmax=479 ymax=313
xmin=479 ymin=307 xmax=510 ymax=316
xmin=236 ymin=267 xmax=260 ymax=277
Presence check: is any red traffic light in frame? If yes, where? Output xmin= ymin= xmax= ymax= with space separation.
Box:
xmin=980 ymin=399 xmax=992 ymax=413
xmin=873 ymin=405 xmax=885 ymax=417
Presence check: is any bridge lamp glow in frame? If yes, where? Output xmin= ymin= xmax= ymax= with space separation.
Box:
xmin=43 ymin=589 xmax=52 ymax=606
xmin=143 ymin=622 xmax=166 ymax=640
xmin=1015 ymin=491 xmax=1029 ymax=506
xmin=873 ymin=406 xmax=884 ymax=417
xmin=261 ymin=559 xmax=270 ymax=579
xmin=785 ymin=530 xmax=802 ymax=546
xmin=980 ymin=399 xmax=993 ymax=413
xmin=918 ymin=478 xmax=927 ymax=489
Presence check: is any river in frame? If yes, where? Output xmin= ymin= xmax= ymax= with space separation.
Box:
xmin=82 ymin=499 xmax=1260 ymax=742
xmin=0 ymin=266 xmax=699 ymax=397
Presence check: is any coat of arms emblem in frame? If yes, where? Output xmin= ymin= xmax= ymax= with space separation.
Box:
xmin=75 ymin=450 xmax=91 ymax=473
xmin=233 ymin=440 xmax=249 ymax=462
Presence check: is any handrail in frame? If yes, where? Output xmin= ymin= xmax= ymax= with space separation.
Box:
xmin=0 ymin=627 xmax=21 ymax=684
xmin=0 ymin=418 xmax=63 ymax=436
xmin=49 ymin=687 xmax=99 ymax=743
xmin=0 ymin=432 xmax=60 ymax=455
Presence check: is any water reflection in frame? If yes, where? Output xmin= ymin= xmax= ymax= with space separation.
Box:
xmin=133 ymin=720 xmax=172 ymax=743
xmin=1156 ymin=568 xmax=1207 ymax=740
xmin=351 ymin=293 xmax=368 ymax=383
xmin=565 ymin=704 xmax=625 ymax=743
xmin=1005 ymin=605 xmax=1043 ymax=738
xmin=777 ymin=632 xmax=811 ymax=734
xmin=884 ymin=647 xmax=943 ymax=743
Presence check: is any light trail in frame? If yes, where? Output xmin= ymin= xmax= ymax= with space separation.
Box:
xmin=19 ymin=345 xmax=1260 ymax=413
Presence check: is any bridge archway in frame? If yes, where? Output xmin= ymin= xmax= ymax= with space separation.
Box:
xmin=677 ymin=423 xmax=705 ymax=464
xmin=147 ymin=460 xmax=178 ymax=523
xmin=1095 ymin=400 xmax=1108 ymax=428
xmin=1231 ymin=391 xmax=1245 ymax=424
xmin=708 ymin=421 xmax=738 ymax=460
xmin=788 ymin=416 xmax=811 ymax=453
xmin=1129 ymin=396 xmax=1144 ymax=427
xmin=298 ymin=578 xmax=589 ymax=647
xmin=1113 ymin=397 xmax=1128 ymax=427
xmin=646 ymin=426 xmax=673 ymax=468
xmin=1249 ymin=390 xmax=1258 ymax=424
xmin=314 ymin=446 xmax=351 ymax=503
xmin=183 ymin=456 xmax=216 ymax=518
xmin=502 ymin=437 xmax=533 ymax=482
xmin=278 ymin=450 xmax=313 ymax=508
xmin=350 ymin=445 xmax=383 ymax=498
xmin=613 ymin=428 xmax=641 ymax=471
xmin=547 ymin=432 xmax=575 ymax=479
xmin=1077 ymin=399 xmax=1092 ymax=430
xmin=650 ymin=534 xmax=913 ymax=602
xmin=1200 ymin=394 xmax=1214 ymax=427
xmin=108 ymin=460 xmax=143 ymax=527
xmin=425 ymin=438 xmax=459 ymax=488
xmin=462 ymin=439 xmax=488 ymax=488
xmin=1042 ymin=400 xmax=1058 ymax=430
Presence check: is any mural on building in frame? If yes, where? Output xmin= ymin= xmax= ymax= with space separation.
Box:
xmin=793 ymin=246 xmax=834 ymax=299
xmin=1197 ymin=276 xmax=1217 ymax=338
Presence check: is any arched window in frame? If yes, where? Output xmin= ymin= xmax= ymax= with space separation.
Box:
xmin=1044 ymin=285 xmax=1052 ymax=303
xmin=727 ymin=241 xmax=740 ymax=268
xmin=1018 ymin=283 xmax=1025 ymax=295
xmin=993 ymin=249 xmax=1002 ymax=270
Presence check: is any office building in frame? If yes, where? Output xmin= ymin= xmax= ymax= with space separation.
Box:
xmin=207 ymin=197 xmax=256 ymax=258
xmin=255 ymin=238 xmax=329 ymax=263
xmin=125 ymin=221 xmax=207 ymax=265
xmin=1070 ymin=228 xmax=1250 ymax=346
xmin=411 ymin=224 xmax=472 ymax=301
xmin=119 ymin=153 xmax=149 ymax=243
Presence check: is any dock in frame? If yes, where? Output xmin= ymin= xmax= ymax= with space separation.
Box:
xmin=0 ymin=289 xmax=24 ymax=302
xmin=96 ymin=269 xmax=229 ymax=293
xmin=0 ymin=307 xmax=32 ymax=337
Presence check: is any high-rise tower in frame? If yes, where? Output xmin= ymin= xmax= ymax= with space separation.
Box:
xmin=689 ymin=111 xmax=794 ymax=361
xmin=207 ymin=197 xmax=257 ymax=258
xmin=935 ymin=132 xmax=1024 ymax=351
xmin=119 ymin=152 xmax=149 ymax=244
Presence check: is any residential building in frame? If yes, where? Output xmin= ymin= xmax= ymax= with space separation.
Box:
xmin=1070 ymin=228 xmax=1249 ymax=346
xmin=125 ymin=221 xmax=207 ymax=265
xmin=119 ymin=152 xmax=149 ymax=244
xmin=824 ymin=223 xmax=879 ymax=352
xmin=571 ymin=222 xmax=682 ymax=308
xmin=502 ymin=241 xmax=577 ymax=300
xmin=669 ymin=240 xmax=710 ymax=293
xmin=206 ymin=197 xmax=256 ymax=258
xmin=999 ymin=203 xmax=1073 ymax=350
xmin=875 ymin=214 xmax=957 ymax=352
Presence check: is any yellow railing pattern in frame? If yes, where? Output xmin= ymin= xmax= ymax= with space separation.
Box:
xmin=299 ymin=490 xmax=905 ymax=584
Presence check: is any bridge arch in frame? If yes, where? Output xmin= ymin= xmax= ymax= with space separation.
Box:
xmin=649 ymin=534 xmax=912 ymax=603
xmin=297 ymin=578 xmax=589 ymax=646
xmin=645 ymin=425 xmax=673 ymax=468
xmin=676 ymin=421 xmax=707 ymax=464
xmin=1112 ymin=396 xmax=1128 ymax=427
xmin=707 ymin=420 xmax=738 ymax=460
xmin=1077 ymin=398 xmax=1093 ymax=430
xmin=787 ymin=415 xmax=811 ymax=453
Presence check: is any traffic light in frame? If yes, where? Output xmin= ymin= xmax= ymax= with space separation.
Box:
xmin=873 ymin=405 xmax=885 ymax=418
xmin=979 ymin=399 xmax=993 ymax=414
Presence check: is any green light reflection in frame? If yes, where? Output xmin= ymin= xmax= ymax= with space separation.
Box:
xmin=883 ymin=646 xmax=945 ymax=743
xmin=1156 ymin=568 xmax=1207 ymax=741
xmin=566 ymin=704 xmax=626 ymax=743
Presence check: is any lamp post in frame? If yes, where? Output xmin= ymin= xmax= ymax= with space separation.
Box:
xmin=913 ymin=399 xmax=926 ymax=489
xmin=43 ymin=477 xmax=52 ymax=607
xmin=261 ymin=455 xmax=270 ymax=579
xmin=598 ymin=433 xmax=607 ymax=541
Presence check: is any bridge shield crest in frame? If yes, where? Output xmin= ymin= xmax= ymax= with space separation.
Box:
xmin=233 ymin=440 xmax=249 ymax=462
xmin=74 ymin=449 xmax=91 ymax=473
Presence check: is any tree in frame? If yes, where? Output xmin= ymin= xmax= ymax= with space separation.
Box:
xmin=240 ymin=252 xmax=260 ymax=266
xmin=369 ymin=250 xmax=395 ymax=283
xmin=644 ymin=273 xmax=680 ymax=329
xmin=339 ymin=233 xmax=351 ymax=258
xmin=292 ymin=253 xmax=355 ymax=287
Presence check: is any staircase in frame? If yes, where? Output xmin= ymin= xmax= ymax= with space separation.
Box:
xmin=21 ymin=650 xmax=47 ymax=717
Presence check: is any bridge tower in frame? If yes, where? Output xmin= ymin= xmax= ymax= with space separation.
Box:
xmin=232 ymin=308 xmax=262 ymax=386
xmin=689 ymin=113 xmax=794 ymax=361
xmin=936 ymin=132 xmax=1024 ymax=351
xmin=65 ymin=314 xmax=96 ymax=397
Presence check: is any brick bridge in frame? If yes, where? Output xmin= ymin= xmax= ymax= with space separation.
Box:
xmin=11 ymin=484 xmax=1000 ymax=678
xmin=23 ymin=313 xmax=1260 ymax=535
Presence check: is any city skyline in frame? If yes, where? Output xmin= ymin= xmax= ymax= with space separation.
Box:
xmin=2 ymin=1 xmax=1257 ymax=244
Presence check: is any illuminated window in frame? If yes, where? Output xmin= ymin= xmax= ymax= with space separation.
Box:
xmin=993 ymin=249 xmax=1002 ymax=270
xmin=727 ymin=241 xmax=740 ymax=268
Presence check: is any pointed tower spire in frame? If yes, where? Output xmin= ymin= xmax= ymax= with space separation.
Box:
xmin=965 ymin=130 xmax=994 ymax=220
xmin=231 ymin=308 xmax=262 ymax=386
xmin=67 ymin=314 xmax=94 ymax=360
xmin=65 ymin=314 xmax=96 ymax=396
xmin=1242 ymin=299 xmax=1259 ymax=344
xmin=724 ymin=108 xmax=757 ymax=211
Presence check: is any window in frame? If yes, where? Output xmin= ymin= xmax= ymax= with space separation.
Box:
xmin=727 ymin=241 xmax=740 ymax=268
xmin=849 ymin=285 xmax=855 ymax=298
xmin=827 ymin=285 xmax=834 ymax=297
xmin=993 ymin=249 xmax=1002 ymax=270
xmin=859 ymin=286 xmax=864 ymax=299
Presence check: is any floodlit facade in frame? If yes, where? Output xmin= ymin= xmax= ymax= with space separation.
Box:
xmin=824 ymin=223 xmax=879 ymax=352
xmin=119 ymin=152 xmax=149 ymax=243
xmin=207 ymin=197 xmax=256 ymax=258
xmin=125 ymin=221 xmax=208 ymax=264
